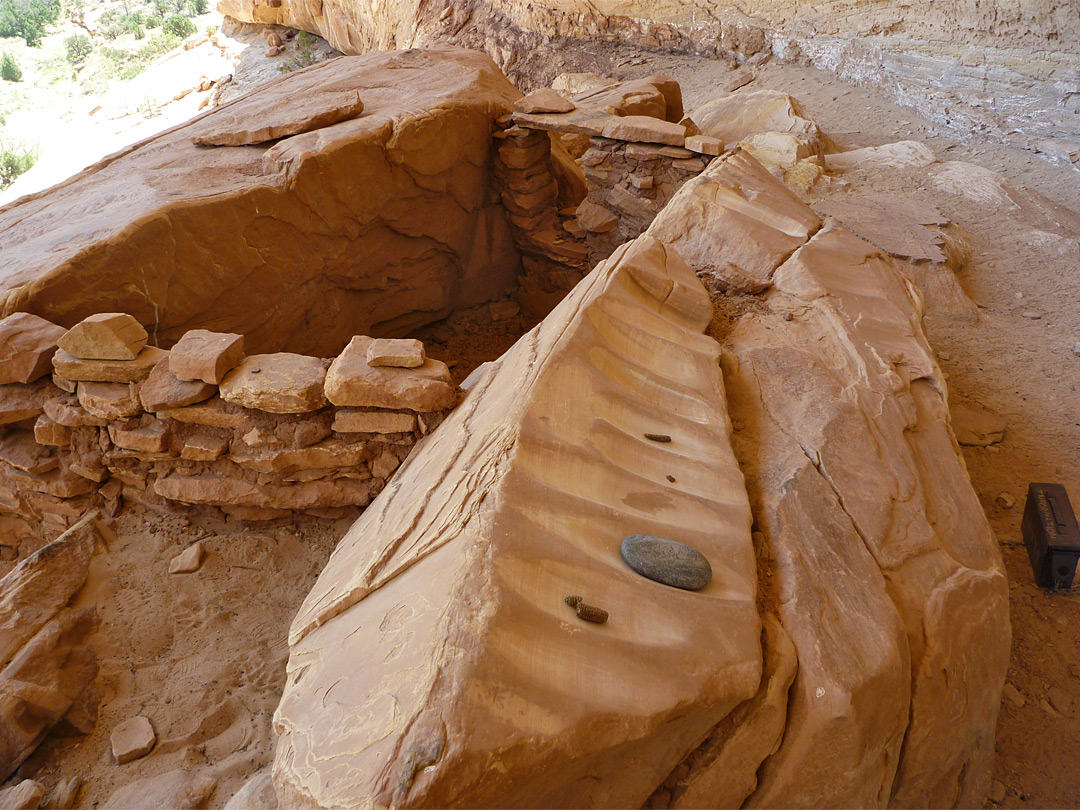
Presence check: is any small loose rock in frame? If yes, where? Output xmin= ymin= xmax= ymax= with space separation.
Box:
xmin=996 ymin=492 xmax=1016 ymax=509
xmin=666 ymin=474 xmax=676 ymax=483
xmin=621 ymin=534 xmax=712 ymax=590
xmin=111 ymin=716 xmax=156 ymax=764
xmin=1020 ymin=310 xmax=1043 ymax=320
xmin=1002 ymin=682 xmax=1026 ymax=709
xmin=644 ymin=433 xmax=671 ymax=443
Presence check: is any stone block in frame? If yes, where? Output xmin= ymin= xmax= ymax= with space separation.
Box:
xmin=325 ymin=336 xmax=457 ymax=412
xmin=77 ymin=382 xmax=143 ymax=420
xmin=219 ymin=354 xmax=330 ymax=414
xmin=332 ymin=408 xmax=417 ymax=434
xmin=58 ymin=313 xmax=147 ymax=361
xmin=168 ymin=330 xmax=245 ymax=385
xmin=140 ymin=358 xmax=217 ymax=411
xmin=52 ymin=347 xmax=168 ymax=384
xmin=0 ymin=313 xmax=66 ymax=385
xmin=366 ymin=338 xmax=425 ymax=369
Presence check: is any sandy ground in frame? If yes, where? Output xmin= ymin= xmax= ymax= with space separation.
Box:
xmin=4 ymin=32 xmax=1080 ymax=810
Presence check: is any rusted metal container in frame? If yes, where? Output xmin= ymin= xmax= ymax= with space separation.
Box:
xmin=1021 ymin=483 xmax=1080 ymax=590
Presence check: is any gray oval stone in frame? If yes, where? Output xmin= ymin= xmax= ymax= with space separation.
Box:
xmin=620 ymin=534 xmax=712 ymax=590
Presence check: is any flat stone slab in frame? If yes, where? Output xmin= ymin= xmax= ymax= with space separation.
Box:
xmin=515 ymin=88 xmax=576 ymax=114
xmin=366 ymin=338 xmax=425 ymax=369
xmin=0 ymin=313 xmax=66 ymax=385
xmin=192 ymin=89 xmax=365 ymax=146
xmin=111 ymin=716 xmax=156 ymax=764
xmin=620 ymin=534 xmax=713 ymax=590
xmin=325 ymin=336 xmax=456 ymax=411
xmin=601 ymin=115 xmax=686 ymax=146
xmin=140 ymin=358 xmax=217 ymax=411
xmin=77 ymin=382 xmax=143 ymax=420
xmin=58 ymin=313 xmax=147 ymax=361
xmin=169 ymin=330 xmax=245 ymax=385
xmin=0 ymin=379 xmax=58 ymax=425
xmin=52 ymin=347 xmax=168 ymax=383
xmin=332 ymin=408 xmax=417 ymax=434
xmin=169 ymin=541 xmax=204 ymax=574
xmin=219 ymin=354 xmax=329 ymax=414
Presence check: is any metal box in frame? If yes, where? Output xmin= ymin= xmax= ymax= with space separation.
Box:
xmin=1021 ymin=483 xmax=1080 ymax=590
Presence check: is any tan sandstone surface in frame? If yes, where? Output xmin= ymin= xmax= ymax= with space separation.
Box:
xmin=0 ymin=47 xmax=526 ymax=357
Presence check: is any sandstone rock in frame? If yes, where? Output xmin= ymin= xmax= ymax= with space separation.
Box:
xmin=0 ymin=780 xmax=44 ymax=810
xmin=601 ymin=115 xmax=686 ymax=146
xmin=77 ymin=381 xmax=143 ymax=419
xmin=551 ymin=72 xmax=611 ymax=96
xmin=169 ymin=541 xmax=204 ymax=574
xmin=325 ymin=336 xmax=457 ymax=411
xmin=51 ymin=373 xmax=76 ymax=393
xmin=110 ymin=716 xmax=156 ymax=764
xmin=515 ymin=88 xmax=575 ymax=114
xmin=101 ymin=769 xmax=216 ymax=809
xmin=42 ymin=394 xmax=109 ymax=428
xmin=220 ymin=354 xmax=329 ymax=414
xmin=365 ymin=338 xmax=425 ymax=368
xmin=33 ymin=414 xmax=71 ymax=447
xmin=229 ymin=435 xmax=370 ymax=473
xmin=647 ymin=150 xmax=821 ymax=293
xmin=575 ymin=200 xmax=619 ymax=233
xmin=573 ymin=76 xmax=683 ymax=122
xmin=813 ymin=195 xmax=950 ymax=264
xmin=0 ymin=513 xmax=104 ymax=780
xmin=109 ymin=419 xmax=169 ymax=453
xmin=512 ymin=108 xmax=613 ymax=137
xmin=951 ymin=402 xmax=1006 ymax=446
xmin=369 ymin=449 xmax=400 ymax=479
xmin=0 ymin=379 xmax=59 ymax=426
xmin=180 ymin=432 xmax=230 ymax=461
xmin=0 ymin=431 xmax=57 ymax=475
xmin=685 ymin=135 xmax=724 ymax=156
xmin=193 ymin=89 xmax=364 ymax=146
xmin=488 ymin=300 xmax=520 ymax=321
xmin=52 ymin=347 xmax=168 ymax=384
xmin=154 ymin=473 xmax=376 ymax=510
xmin=824 ymin=140 xmax=938 ymax=172
xmin=0 ymin=313 xmax=66 ymax=385
xmin=0 ymin=49 xmax=523 ymax=358
xmin=692 ymin=89 xmax=827 ymax=155
xmin=740 ymin=130 xmax=816 ymax=170
xmin=139 ymin=358 xmax=217 ymax=411
xmin=273 ymin=235 xmax=760 ymax=809
xmin=332 ymin=409 xmax=417 ymax=434
xmin=168 ymin=330 xmax=245 ymax=384
xmin=158 ymin=396 xmax=250 ymax=430
xmin=57 ymin=313 xmax=148 ymax=361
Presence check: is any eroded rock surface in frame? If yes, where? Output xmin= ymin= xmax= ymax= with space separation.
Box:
xmin=0 ymin=48 xmax=525 ymax=357
xmin=269 ymin=146 xmax=1009 ymax=808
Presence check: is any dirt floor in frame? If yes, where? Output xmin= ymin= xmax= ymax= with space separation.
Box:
xmin=5 ymin=35 xmax=1080 ymax=810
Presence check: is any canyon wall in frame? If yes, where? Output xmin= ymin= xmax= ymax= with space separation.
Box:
xmin=218 ymin=0 xmax=1080 ymax=154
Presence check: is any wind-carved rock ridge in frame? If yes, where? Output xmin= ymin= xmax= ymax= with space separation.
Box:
xmin=271 ymin=146 xmax=1009 ymax=809
xmin=273 ymin=234 xmax=763 ymax=808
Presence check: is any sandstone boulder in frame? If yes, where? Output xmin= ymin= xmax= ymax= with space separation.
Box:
xmin=572 ymin=76 xmax=684 ymax=122
xmin=168 ymin=329 xmax=245 ymax=384
xmin=692 ymin=89 xmax=828 ymax=155
xmin=600 ymin=115 xmax=686 ymax=146
xmin=0 ymin=379 xmax=60 ymax=426
xmin=824 ymin=140 xmax=938 ymax=172
xmin=324 ymin=336 xmax=456 ymax=411
xmin=0 ymin=49 xmax=524 ymax=358
xmin=0 ymin=313 xmax=66 ymax=385
xmin=101 ymin=769 xmax=216 ymax=809
xmin=57 ymin=313 xmax=147 ymax=361
xmin=219 ymin=354 xmax=329 ymax=414
xmin=0 ymin=780 xmax=44 ymax=810
xmin=76 ymin=381 xmax=143 ymax=420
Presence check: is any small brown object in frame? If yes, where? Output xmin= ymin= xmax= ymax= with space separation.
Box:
xmin=666 ymin=475 xmax=676 ymax=483
xmin=576 ymin=603 xmax=608 ymax=624
xmin=644 ymin=433 xmax=671 ymax=442
xmin=251 ymin=368 xmax=261 ymax=373
xmin=564 ymin=595 xmax=582 ymax=608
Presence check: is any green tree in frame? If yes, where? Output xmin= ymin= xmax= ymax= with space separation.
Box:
xmin=64 ymin=32 xmax=92 ymax=63
xmin=189 ymin=0 xmax=206 ymax=14
xmin=0 ymin=140 xmax=35 ymax=188
xmin=162 ymin=12 xmax=193 ymax=37
xmin=0 ymin=0 xmax=61 ymax=46
xmin=0 ymin=51 xmax=22 ymax=81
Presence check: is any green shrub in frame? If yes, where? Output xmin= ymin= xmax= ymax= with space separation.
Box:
xmin=152 ymin=0 xmax=167 ymax=13
xmin=0 ymin=0 xmax=61 ymax=46
xmin=144 ymin=12 xmax=161 ymax=27
xmin=189 ymin=0 xmax=206 ymax=14
xmin=133 ymin=23 xmax=144 ymax=38
xmin=64 ymin=33 xmax=92 ymax=63
xmin=0 ymin=140 xmax=36 ymax=188
xmin=162 ymin=12 xmax=193 ymax=38
xmin=0 ymin=52 xmax=22 ymax=81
